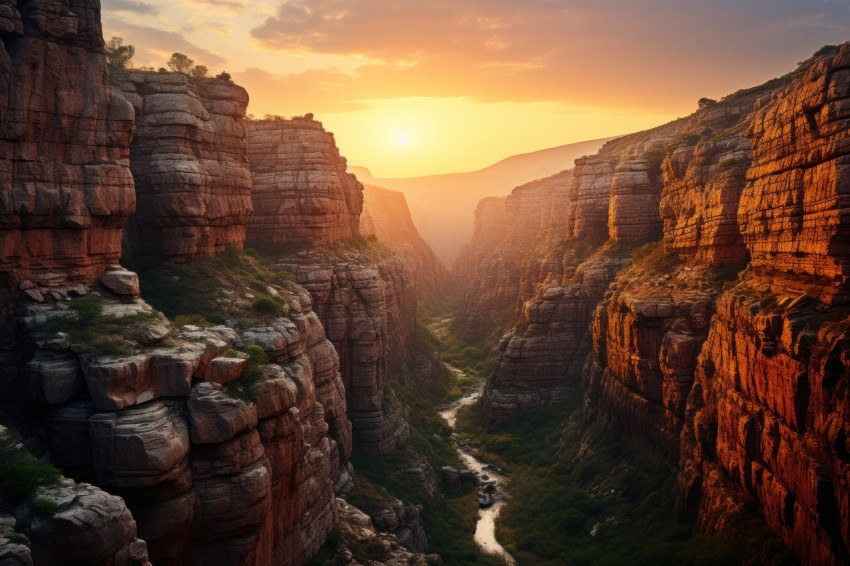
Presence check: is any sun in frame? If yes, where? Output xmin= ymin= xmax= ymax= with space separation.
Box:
xmin=395 ymin=133 xmax=410 ymax=147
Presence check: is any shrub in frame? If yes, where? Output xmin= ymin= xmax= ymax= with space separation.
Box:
xmin=698 ymin=97 xmax=717 ymax=108
xmin=67 ymin=295 xmax=102 ymax=324
xmin=34 ymin=498 xmax=59 ymax=517
xmin=173 ymin=314 xmax=213 ymax=328
xmin=216 ymin=71 xmax=232 ymax=81
xmin=189 ymin=65 xmax=208 ymax=78
xmin=252 ymin=294 xmax=284 ymax=316
xmin=244 ymin=247 xmax=260 ymax=260
xmin=717 ymin=158 xmax=737 ymax=171
xmin=0 ymin=461 xmax=62 ymax=501
xmin=671 ymin=131 xmax=701 ymax=146
xmin=223 ymin=348 xmax=240 ymax=358
xmin=244 ymin=345 xmax=268 ymax=365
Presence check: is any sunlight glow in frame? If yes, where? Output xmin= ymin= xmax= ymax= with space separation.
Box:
xmin=395 ymin=134 xmax=410 ymax=147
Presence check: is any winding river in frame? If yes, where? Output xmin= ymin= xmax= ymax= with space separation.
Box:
xmin=438 ymin=365 xmax=517 ymax=565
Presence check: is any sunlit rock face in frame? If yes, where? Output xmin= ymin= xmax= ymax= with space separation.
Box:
xmin=245 ymin=116 xmax=362 ymax=247
xmin=361 ymin=184 xmax=449 ymax=302
xmin=112 ymin=71 xmax=253 ymax=262
xmin=0 ymin=0 xmax=135 ymax=287
xmin=452 ymin=196 xmax=507 ymax=295
xmin=678 ymin=45 xmax=850 ymax=566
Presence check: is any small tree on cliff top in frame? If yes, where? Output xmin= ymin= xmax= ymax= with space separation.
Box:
xmin=190 ymin=65 xmax=209 ymax=78
xmin=105 ymin=37 xmax=134 ymax=71
xmin=167 ymin=52 xmax=194 ymax=74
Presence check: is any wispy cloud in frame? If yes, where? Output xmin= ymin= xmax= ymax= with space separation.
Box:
xmin=102 ymin=0 xmax=160 ymax=15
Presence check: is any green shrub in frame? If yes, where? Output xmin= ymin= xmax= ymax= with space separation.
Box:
xmin=671 ymin=131 xmax=701 ymax=146
xmin=244 ymin=247 xmax=260 ymax=260
xmin=0 ymin=461 xmax=62 ymax=501
xmin=252 ymin=294 xmax=284 ymax=316
xmin=244 ymin=345 xmax=268 ymax=365
xmin=223 ymin=348 xmax=240 ymax=358
xmin=34 ymin=498 xmax=59 ymax=517
xmin=67 ymin=295 xmax=102 ymax=324
xmin=717 ymin=158 xmax=737 ymax=171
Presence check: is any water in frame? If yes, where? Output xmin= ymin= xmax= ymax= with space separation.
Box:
xmin=438 ymin=366 xmax=517 ymax=565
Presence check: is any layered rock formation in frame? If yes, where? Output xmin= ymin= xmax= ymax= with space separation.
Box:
xmin=246 ymin=116 xmax=362 ymax=247
xmin=277 ymin=249 xmax=415 ymax=455
xmin=5 ymin=268 xmax=348 ymax=566
xmin=245 ymin=118 xmax=417 ymax=456
xmin=361 ymin=185 xmax=448 ymax=302
xmin=0 ymin=0 xmax=135 ymax=286
xmin=677 ymin=45 xmax=850 ymax=566
xmin=111 ymin=71 xmax=253 ymax=262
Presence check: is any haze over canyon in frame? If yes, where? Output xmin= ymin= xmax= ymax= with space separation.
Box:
xmin=2 ymin=2 xmax=850 ymax=566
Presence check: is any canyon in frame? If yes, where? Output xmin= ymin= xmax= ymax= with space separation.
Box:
xmin=0 ymin=1 xmax=848 ymax=565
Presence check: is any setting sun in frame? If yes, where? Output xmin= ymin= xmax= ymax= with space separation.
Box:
xmin=395 ymin=134 xmax=410 ymax=147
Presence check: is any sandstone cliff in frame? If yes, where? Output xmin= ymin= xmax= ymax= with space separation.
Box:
xmin=246 ymin=116 xmax=362 ymax=247
xmin=246 ymin=119 xmax=417 ymax=456
xmin=361 ymin=185 xmax=448 ymax=302
xmin=111 ymin=72 xmax=253 ymax=262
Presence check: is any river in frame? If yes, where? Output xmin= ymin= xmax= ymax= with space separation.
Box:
xmin=438 ymin=364 xmax=517 ymax=565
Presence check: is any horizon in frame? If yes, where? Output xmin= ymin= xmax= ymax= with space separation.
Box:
xmin=102 ymin=0 xmax=850 ymax=177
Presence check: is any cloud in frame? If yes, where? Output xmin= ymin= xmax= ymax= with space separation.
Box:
xmin=246 ymin=0 xmax=850 ymax=110
xmin=102 ymin=0 xmax=159 ymax=15
xmin=182 ymin=0 xmax=248 ymax=15
xmin=103 ymin=15 xmax=228 ymax=68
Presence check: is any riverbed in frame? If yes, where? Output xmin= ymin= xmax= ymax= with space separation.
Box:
xmin=438 ymin=365 xmax=516 ymax=565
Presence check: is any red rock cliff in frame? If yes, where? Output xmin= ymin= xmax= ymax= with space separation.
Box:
xmin=112 ymin=72 xmax=253 ymax=262
xmin=0 ymin=0 xmax=135 ymax=286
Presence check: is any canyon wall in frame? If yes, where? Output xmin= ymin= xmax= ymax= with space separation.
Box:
xmin=246 ymin=116 xmax=362 ymax=247
xmin=361 ymin=184 xmax=448 ymax=302
xmin=463 ymin=43 xmax=850 ymax=565
xmin=246 ymin=118 xmax=417 ymax=456
xmin=111 ymin=72 xmax=253 ymax=262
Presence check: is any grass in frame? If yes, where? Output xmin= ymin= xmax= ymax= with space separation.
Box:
xmin=126 ymin=246 xmax=289 ymax=324
xmin=630 ymin=241 xmax=681 ymax=273
xmin=223 ymin=345 xmax=269 ymax=403
xmin=40 ymin=295 xmax=160 ymax=357
xmin=453 ymin=398 xmax=797 ymax=566
xmin=0 ymin=432 xmax=62 ymax=504
xmin=718 ymin=158 xmax=738 ymax=171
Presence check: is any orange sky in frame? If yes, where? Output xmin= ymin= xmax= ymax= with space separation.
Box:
xmin=102 ymin=0 xmax=850 ymax=177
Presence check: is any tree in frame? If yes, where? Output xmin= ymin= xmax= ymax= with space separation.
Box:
xmin=216 ymin=71 xmax=232 ymax=81
xmin=167 ymin=53 xmax=194 ymax=74
xmin=189 ymin=65 xmax=208 ymax=78
xmin=105 ymin=36 xmax=134 ymax=71
xmin=698 ymin=97 xmax=718 ymax=109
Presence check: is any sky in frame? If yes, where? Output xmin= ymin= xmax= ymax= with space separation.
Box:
xmin=102 ymin=0 xmax=850 ymax=178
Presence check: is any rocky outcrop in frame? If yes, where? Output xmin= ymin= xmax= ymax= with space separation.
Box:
xmin=0 ymin=0 xmax=135 ymax=286
xmin=361 ymin=185 xmax=448 ymax=301
xmin=452 ymin=197 xmax=506 ymax=292
xmin=3 ymin=271 xmax=348 ymax=565
xmin=246 ymin=116 xmax=362 ymax=247
xmin=677 ymin=45 xmax=850 ymax=566
xmin=278 ymin=248 xmax=416 ymax=455
xmin=111 ymin=71 xmax=253 ymax=262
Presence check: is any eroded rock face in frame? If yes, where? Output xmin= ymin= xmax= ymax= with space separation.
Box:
xmin=0 ymin=0 xmax=135 ymax=286
xmin=246 ymin=117 xmax=362 ymax=246
xmin=675 ymin=45 xmax=850 ymax=566
xmin=3 ymin=280 xmax=347 ymax=566
xmin=279 ymin=250 xmax=415 ymax=455
xmin=361 ymin=185 xmax=448 ymax=301
xmin=112 ymin=72 xmax=253 ymax=262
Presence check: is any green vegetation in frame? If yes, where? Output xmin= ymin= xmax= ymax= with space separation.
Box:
xmin=34 ymin=498 xmax=59 ymax=517
xmin=698 ymin=97 xmax=718 ymax=108
xmin=40 ymin=295 xmax=160 ymax=357
xmin=454 ymin=398 xmax=796 ymax=566
xmin=721 ymin=73 xmax=793 ymax=103
xmin=630 ymin=241 xmax=680 ymax=273
xmin=222 ymin=348 xmax=240 ymax=358
xmin=252 ymin=294 xmax=286 ymax=316
xmin=718 ymin=158 xmax=738 ymax=171
xmin=105 ymin=36 xmax=134 ymax=71
xmin=345 ymin=321 xmax=502 ymax=565
xmin=223 ymin=345 xmax=269 ymax=402
xmin=0 ymin=433 xmax=62 ymax=504
xmin=127 ymin=247 xmax=288 ymax=324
